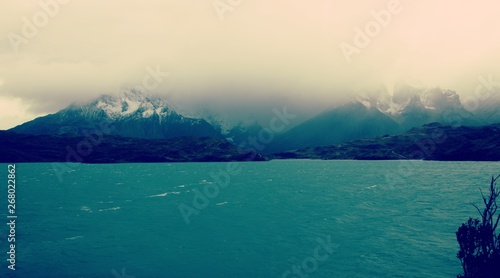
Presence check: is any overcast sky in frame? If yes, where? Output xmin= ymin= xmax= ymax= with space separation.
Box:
xmin=1 ymin=0 xmax=500 ymax=129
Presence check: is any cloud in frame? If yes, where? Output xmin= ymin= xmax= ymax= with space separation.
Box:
xmin=0 ymin=96 xmax=45 ymax=129
xmin=1 ymin=0 xmax=500 ymax=128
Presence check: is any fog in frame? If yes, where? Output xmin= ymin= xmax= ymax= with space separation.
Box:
xmin=1 ymin=0 xmax=500 ymax=129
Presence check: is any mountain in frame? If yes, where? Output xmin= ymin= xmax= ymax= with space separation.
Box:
xmin=199 ymin=109 xmax=264 ymax=144
xmin=0 ymin=131 xmax=264 ymax=163
xmin=272 ymin=122 xmax=500 ymax=161
xmin=7 ymin=84 xmax=499 ymax=155
xmin=267 ymin=101 xmax=402 ymax=153
xmin=10 ymin=90 xmax=222 ymax=140
xmin=357 ymin=86 xmax=479 ymax=129
xmin=470 ymin=89 xmax=500 ymax=124
xmin=266 ymin=85 xmax=487 ymax=153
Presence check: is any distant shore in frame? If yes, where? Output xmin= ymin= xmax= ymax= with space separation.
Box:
xmin=2 ymin=122 xmax=500 ymax=163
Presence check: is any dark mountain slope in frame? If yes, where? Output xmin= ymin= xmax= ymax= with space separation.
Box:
xmin=0 ymin=131 xmax=264 ymax=163
xmin=273 ymin=123 xmax=500 ymax=161
xmin=268 ymin=102 xmax=401 ymax=153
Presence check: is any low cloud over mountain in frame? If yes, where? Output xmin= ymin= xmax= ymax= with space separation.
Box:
xmin=9 ymin=85 xmax=500 ymax=153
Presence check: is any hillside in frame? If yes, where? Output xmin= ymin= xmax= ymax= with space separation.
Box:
xmin=272 ymin=123 xmax=500 ymax=161
xmin=0 ymin=131 xmax=264 ymax=163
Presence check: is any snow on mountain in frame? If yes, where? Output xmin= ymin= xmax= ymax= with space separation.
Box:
xmin=10 ymin=89 xmax=223 ymax=140
xmin=10 ymin=84 xmax=495 ymax=153
xmin=10 ymin=89 xmax=266 ymax=144
xmin=355 ymin=85 xmax=479 ymax=130
xmin=358 ymin=86 xmax=461 ymax=115
xmin=90 ymin=90 xmax=181 ymax=120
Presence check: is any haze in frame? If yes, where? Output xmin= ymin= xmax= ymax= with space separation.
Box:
xmin=1 ymin=0 xmax=500 ymax=129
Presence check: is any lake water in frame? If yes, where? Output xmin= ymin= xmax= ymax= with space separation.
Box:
xmin=1 ymin=160 xmax=499 ymax=278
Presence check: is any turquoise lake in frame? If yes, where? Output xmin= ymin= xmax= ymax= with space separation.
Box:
xmin=1 ymin=160 xmax=499 ymax=278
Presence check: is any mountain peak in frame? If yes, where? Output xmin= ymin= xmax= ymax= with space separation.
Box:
xmin=83 ymin=90 xmax=177 ymax=120
xmin=10 ymin=90 xmax=222 ymax=140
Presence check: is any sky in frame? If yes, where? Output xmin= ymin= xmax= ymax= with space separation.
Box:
xmin=1 ymin=0 xmax=500 ymax=129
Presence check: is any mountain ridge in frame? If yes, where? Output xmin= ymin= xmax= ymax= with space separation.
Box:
xmin=0 ymin=131 xmax=265 ymax=163
xmin=7 ymin=85 xmax=500 ymax=153
xmin=272 ymin=122 xmax=500 ymax=161
xmin=10 ymin=90 xmax=222 ymax=140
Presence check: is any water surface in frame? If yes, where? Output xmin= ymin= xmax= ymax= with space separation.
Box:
xmin=1 ymin=160 xmax=498 ymax=277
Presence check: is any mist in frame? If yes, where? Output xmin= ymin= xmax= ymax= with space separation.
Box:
xmin=1 ymin=0 xmax=500 ymax=129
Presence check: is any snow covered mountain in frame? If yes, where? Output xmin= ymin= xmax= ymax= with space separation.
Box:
xmin=268 ymin=84 xmax=486 ymax=153
xmin=356 ymin=85 xmax=478 ymax=129
xmin=9 ymin=84 xmax=498 ymax=154
xmin=10 ymin=90 xmax=222 ymax=140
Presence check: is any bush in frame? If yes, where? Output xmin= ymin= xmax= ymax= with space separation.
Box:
xmin=456 ymin=175 xmax=500 ymax=278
